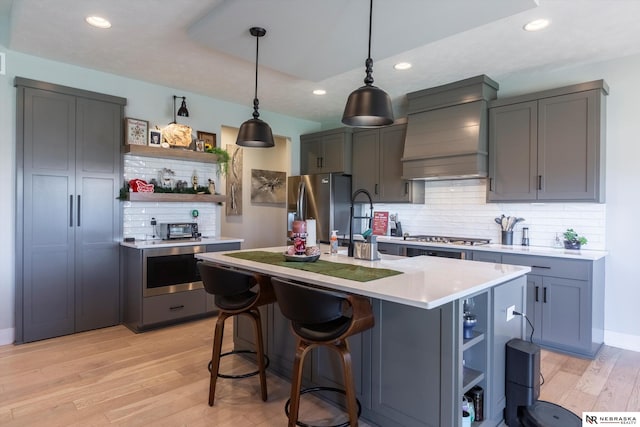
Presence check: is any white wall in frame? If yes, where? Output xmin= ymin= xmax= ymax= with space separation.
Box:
xmin=0 ymin=46 xmax=320 ymax=344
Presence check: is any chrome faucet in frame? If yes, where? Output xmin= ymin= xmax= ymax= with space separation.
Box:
xmin=348 ymin=188 xmax=374 ymax=257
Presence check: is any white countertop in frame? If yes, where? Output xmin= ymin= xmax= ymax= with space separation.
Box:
xmin=120 ymin=236 xmax=244 ymax=250
xmin=376 ymin=236 xmax=607 ymax=261
xmin=195 ymin=246 xmax=530 ymax=310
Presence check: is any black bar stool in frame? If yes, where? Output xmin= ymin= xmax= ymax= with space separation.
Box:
xmin=198 ymin=262 xmax=276 ymax=406
xmin=271 ymin=277 xmax=375 ymax=427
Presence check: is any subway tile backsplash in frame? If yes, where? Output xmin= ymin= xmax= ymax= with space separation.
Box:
xmin=375 ymin=179 xmax=606 ymax=250
xmin=122 ymin=155 xmax=222 ymax=240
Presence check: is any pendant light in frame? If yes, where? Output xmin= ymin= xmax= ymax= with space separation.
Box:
xmin=236 ymin=27 xmax=275 ymax=148
xmin=342 ymin=0 xmax=394 ymax=127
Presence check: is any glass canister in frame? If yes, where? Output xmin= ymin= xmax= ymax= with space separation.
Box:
xmin=291 ymin=220 xmax=307 ymax=255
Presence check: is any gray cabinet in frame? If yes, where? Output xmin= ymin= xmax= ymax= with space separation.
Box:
xmin=488 ymin=80 xmax=608 ymax=203
xmin=15 ymin=78 xmax=125 ymax=343
xmin=352 ymin=124 xmax=424 ymax=203
xmin=300 ymin=128 xmax=352 ymax=175
xmin=501 ymin=253 xmax=604 ymax=358
xmin=123 ymin=242 xmax=239 ymax=332
xmin=471 ymin=250 xmax=604 ymax=358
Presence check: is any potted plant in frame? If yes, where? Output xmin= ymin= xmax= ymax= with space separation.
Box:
xmin=205 ymin=146 xmax=230 ymax=175
xmin=563 ymin=228 xmax=587 ymax=249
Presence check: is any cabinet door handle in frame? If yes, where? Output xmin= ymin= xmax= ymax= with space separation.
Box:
xmin=535 ymin=286 xmax=539 ymax=302
xmin=375 ymin=184 xmax=379 ymax=195
xmin=543 ymin=287 xmax=547 ymax=303
xmin=77 ymin=195 xmax=81 ymax=227
xmin=532 ymin=265 xmax=551 ymax=269
xmin=169 ymin=305 xmax=185 ymax=311
xmin=320 ymin=157 xmax=324 ymax=168
xmin=538 ymin=175 xmax=543 ymax=190
xmin=69 ymin=195 xmax=73 ymax=227
xmin=404 ymin=182 xmax=409 ymax=195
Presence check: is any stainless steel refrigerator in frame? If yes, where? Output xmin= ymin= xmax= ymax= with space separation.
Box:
xmin=287 ymin=173 xmax=351 ymax=243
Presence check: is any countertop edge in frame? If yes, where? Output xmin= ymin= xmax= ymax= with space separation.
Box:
xmin=120 ymin=237 xmax=244 ymax=249
xmin=376 ymin=236 xmax=607 ymax=261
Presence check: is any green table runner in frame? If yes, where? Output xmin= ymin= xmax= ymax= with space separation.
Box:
xmin=225 ymin=251 xmax=402 ymax=282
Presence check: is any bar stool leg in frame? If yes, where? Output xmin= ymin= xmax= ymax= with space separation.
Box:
xmin=336 ymin=340 xmax=358 ymax=427
xmin=288 ymin=340 xmax=312 ymax=427
xmin=248 ymin=308 xmax=268 ymax=401
xmin=209 ymin=312 xmax=229 ymax=406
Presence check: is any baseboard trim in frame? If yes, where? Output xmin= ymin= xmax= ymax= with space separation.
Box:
xmin=605 ymin=330 xmax=640 ymax=352
xmin=0 ymin=328 xmax=14 ymax=346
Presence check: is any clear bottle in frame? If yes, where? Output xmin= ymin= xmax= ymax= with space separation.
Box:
xmin=553 ymin=232 xmax=563 ymax=248
xmin=330 ymin=230 xmax=338 ymax=254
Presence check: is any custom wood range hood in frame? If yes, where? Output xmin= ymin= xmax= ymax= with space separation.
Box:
xmin=402 ymin=75 xmax=499 ymax=180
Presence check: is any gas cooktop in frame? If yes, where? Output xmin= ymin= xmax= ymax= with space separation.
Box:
xmin=402 ymin=235 xmax=491 ymax=246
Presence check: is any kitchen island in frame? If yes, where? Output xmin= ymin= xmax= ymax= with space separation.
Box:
xmin=196 ymin=247 xmax=530 ymax=427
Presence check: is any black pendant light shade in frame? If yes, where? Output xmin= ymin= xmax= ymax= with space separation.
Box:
xmin=236 ymin=117 xmax=274 ymax=147
xmin=237 ymin=27 xmax=275 ymax=148
xmin=172 ymin=95 xmax=189 ymax=123
xmin=177 ymin=98 xmax=189 ymax=117
xmin=342 ymin=0 xmax=394 ymax=127
xmin=343 ymin=83 xmax=394 ymax=127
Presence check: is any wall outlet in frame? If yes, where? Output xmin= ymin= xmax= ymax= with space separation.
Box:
xmin=506 ymin=305 xmax=516 ymax=322
xmin=0 ymin=52 xmax=5 ymax=75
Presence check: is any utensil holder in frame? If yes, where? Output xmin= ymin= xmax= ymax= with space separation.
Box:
xmin=501 ymin=231 xmax=514 ymax=245
xmin=353 ymin=241 xmax=380 ymax=261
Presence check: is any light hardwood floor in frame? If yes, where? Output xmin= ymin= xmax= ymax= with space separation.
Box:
xmin=0 ymin=317 xmax=638 ymax=426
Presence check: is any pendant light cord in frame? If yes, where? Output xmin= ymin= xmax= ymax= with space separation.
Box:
xmin=253 ymin=32 xmax=261 ymax=119
xmin=364 ymin=0 xmax=374 ymax=86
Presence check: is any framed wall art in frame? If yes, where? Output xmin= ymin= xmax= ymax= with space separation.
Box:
xmin=250 ymin=169 xmax=286 ymax=204
xmin=124 ymin=117 xmax=149 ymax=145
xmin=149 ymin=129 xmax=162 ymax=147
xmin=226 ymin=144 xmax=243 ymax=216
xmin=197 ymin=131 xmax=216 ymax=151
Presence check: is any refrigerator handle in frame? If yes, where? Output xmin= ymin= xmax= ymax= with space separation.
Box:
xmin=297 ymin=181 xmax=306 ymax=219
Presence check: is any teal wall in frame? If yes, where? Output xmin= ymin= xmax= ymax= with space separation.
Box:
xmin=0 ymin=44 xmax=321 ymax=341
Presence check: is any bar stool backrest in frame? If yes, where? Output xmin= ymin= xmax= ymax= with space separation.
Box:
xmin=271 ymin=278 xmax=345 ymax=325
xmin=198 ymin=263 xmax=256 ymax=297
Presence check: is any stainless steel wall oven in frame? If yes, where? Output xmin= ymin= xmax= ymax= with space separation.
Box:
xmin=143 ymin=245 xmax=207 ymax=297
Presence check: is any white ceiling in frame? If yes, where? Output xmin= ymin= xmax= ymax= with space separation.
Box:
xmin=3 ymin=0 xmax=640 ymax=124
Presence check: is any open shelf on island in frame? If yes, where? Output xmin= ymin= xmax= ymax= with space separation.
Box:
xmin=462 ymin=330 xmax=485 ymax=351
xmin=126 ymin=192 xmax=225 ymax=203
xmin=462 ymin=367 xmax=485 ymax=394
xmin=122 ymin=145 xmax=220 ymax=163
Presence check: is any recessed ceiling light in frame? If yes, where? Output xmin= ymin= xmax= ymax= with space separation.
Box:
xmin=523 ymin=19 xmax=550 ymax=32
xmin=394 ymin=62 xmax=412 ymax=71
xmin=313 ymin=89 xmax=327 ymax=96
xmin=86 ymin=16 xmax=112 ymax=29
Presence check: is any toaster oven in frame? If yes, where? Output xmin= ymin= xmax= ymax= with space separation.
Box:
xmin=158 ymin=222 xmax=199 ymax=240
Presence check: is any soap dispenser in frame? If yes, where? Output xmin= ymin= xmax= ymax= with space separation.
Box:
xmin=330 ymin=230 xmax=338 ymax=254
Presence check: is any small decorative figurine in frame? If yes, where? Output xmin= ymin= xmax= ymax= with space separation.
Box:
xmin=191 ymin=170 xmax=198 ymax=191
xmin=208 ymin=178 xmax=216 ymax=195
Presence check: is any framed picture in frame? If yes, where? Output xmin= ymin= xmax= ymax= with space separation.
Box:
xmin=124 ymin=118 xmax=149 ymax=145
xmin=195 ymin=139 xmax=205 ymax=152
xmin=197 ymin=131 xmax=216 ymax=151
xmin=149 ymin=129 xmax=162 ymax=147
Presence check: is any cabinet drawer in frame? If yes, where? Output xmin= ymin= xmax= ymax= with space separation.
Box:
xmin=501 ymin=254 xmax=589 ymax=280
xmin=143 ymin=289 xmax=207 ymax=325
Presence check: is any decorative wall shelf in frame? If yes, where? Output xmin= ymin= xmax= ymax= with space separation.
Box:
xmin=122 ymin=145 xmax=220 ymax=163
xmin=126 ymin=193 xmax=225 ymax=203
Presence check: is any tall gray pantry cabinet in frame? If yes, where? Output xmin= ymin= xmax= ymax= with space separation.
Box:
xmin=15 ymin=78 xmax=126 ymax=343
